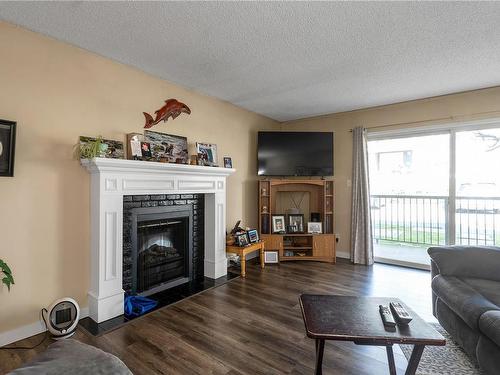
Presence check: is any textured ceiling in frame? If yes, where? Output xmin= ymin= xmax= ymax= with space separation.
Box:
xmin=2 ymin=2 xmax=500 ymax=121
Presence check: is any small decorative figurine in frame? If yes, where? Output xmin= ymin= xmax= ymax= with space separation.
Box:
xmin=143 ymin=99 xmax=191 ymax=128
xmin=190 ymin=155 xmax=198 ymax=165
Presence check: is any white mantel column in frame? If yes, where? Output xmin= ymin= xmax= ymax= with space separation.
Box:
xmin=88 ymin=174 xmax=125 ymax=323
xmin=204 ymin=189 xmax=228 ymax=278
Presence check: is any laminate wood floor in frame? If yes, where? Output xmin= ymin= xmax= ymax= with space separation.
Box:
xmin=0 ymin=259 xmax=434 ymax=375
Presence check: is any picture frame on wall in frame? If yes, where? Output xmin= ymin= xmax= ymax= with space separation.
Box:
xmin=0 ymin=119 xmax=16 ymax=177
xmin=272 ymin=215 xmax=286 ymax=234
xmin=196 ymin=142 xmax=218 ymax=166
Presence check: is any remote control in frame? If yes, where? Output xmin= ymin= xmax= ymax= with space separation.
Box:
xmin=390 ymin=302 xmax=413 ymax=324
xmin=379 ymin=305 xmax=396 ymax=327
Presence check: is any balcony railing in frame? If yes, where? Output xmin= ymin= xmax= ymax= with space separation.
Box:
xmin=456 ymin=197 xmax=500 ymax=246
xmin=370 ymin=195 xmax=500 ymax=247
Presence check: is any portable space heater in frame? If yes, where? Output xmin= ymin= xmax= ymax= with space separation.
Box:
xmin=42 ymin=298 xmax=80 ymax=339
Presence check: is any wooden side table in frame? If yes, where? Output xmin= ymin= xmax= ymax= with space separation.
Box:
xmin=226 ymin=241 xmax=265 ymax=277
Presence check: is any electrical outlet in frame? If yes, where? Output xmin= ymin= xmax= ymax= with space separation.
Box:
xmin=335 ymin=234 xmax=339 ymax=243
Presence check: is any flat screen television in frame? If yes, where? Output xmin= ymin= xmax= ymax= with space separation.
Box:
xmin=257 ymin=131 xmax=334 ymax=176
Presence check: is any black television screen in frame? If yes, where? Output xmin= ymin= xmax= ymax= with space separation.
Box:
xmin=257 ymin=131 xmax=334 ymax=176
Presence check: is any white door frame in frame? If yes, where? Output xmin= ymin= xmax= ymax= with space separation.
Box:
xmin=367 ymin=118 xmax=500 ymax=269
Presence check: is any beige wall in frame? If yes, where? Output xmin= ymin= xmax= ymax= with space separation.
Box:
xmin=0 ymin=22 xmax=278 ymax=333
xmin=283 ymin=87 xmax=500 ymax=257
xmin=3 ymin=19 xmax=500 ymax=337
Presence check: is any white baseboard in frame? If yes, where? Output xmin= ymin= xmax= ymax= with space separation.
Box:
xmin=336 ymin=250 xmax=350 ymax=259
xmin=0 ymin=307 xmax=89 ymax=347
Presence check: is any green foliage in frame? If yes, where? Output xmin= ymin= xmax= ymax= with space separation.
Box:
xmin=0 ymin=259 xmax=14 ymax=291
xmin=78 ymin=136 xmax=104 ymax=159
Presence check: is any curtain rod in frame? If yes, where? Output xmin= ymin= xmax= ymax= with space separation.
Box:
xmin=348 ymin=110 xmax=500 ymax=132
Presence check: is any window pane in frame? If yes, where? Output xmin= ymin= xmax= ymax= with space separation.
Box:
xmin=368 ymin=134 xmax=449 ymax=196
xmin=456 ymin=128 xmax=500 ymax=246
xmin=456 ymin=128 xmax=500 ymax=197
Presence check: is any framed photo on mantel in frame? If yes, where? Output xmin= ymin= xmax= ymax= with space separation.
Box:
xmin=0 ymin=119 xmax=16 ymax=177
xmin=196 ymin=142 xmax=218 ymax=167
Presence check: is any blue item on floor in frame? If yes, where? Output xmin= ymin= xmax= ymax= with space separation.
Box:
xmin=124 ymin=295 xmax=158 ymax=317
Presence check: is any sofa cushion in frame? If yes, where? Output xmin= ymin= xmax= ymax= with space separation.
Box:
xmin=8 ymin=339 xmax=132 ymax=375
xmin=428 ymin=246 xmax=500 ymax=281
xmin=432 ymin=275 xmax=500 ymax=330
xmin=461 ymin=277 xmax=500 ymax=308
xmin=479 ymin=311 xmax=500 ymax=348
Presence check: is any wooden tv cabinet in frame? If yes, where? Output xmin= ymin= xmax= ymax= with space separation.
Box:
xmin=261 ymin=233 xmax=335 ymax=263
xmin=258 ymin=179 xmax=335 ymax=263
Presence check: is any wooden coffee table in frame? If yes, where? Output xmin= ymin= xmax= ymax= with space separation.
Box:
xmin=299 ymin=295 xmax=445 ymax=375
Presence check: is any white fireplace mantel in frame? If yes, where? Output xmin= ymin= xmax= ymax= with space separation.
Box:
xmin=81 ymin=158 xmax=235 ymax=323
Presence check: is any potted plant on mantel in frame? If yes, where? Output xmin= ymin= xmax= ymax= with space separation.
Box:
xmin=78 ymin=136 xmax=106 ymax=159
xmin=0 ymin=259 xmax=14 ymax=291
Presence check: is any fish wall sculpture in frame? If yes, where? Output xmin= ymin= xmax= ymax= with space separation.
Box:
xmin=143 ymin=99 xmax=191 ymax=129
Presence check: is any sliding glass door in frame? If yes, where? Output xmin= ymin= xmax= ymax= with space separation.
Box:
xmin=368 ymin=134 xmax=450 ymax=268
xmin=367 ymin=125 xmax=500 ymax=269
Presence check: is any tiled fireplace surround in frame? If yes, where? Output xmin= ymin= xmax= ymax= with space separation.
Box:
xmin=122 ymin=193 xmax=205 ymax=293
xmin=82 ymin=158 xmax=235 ymax=323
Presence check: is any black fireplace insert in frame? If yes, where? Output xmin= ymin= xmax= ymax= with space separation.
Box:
xmin=130 ymin=205 xmax=193 ymax=296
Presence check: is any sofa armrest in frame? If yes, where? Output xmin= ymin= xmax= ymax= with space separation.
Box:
xmin=480 ymin=311 xmax=500 ymax=348
xmin=428 ymin=246 xmax=500 ymax=282
xmin=430 ymin=258 xmax=440 ymax=317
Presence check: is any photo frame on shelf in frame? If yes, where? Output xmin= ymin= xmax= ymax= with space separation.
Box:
xmin=223 ymin=157 xmax=232 ymax=168
xmin=79 ymin=136 xmax=124 ymax=159
xmin=0 ymin=119 xmax=16 ymax=177
xmin=127 ymin=133 xmax=144 ymax=160
xmin=287 ymin=214 xmax=304 ymax=233
xmin=141 ymin=142 xmax=152 ymax=159
xmin=196 ymin=142 xmax=218 ymax=166
xmin=144 ymin=130 xmax=188 ymax=164
xmin=235 ymin=232 xmax=249 ymax=247
xmin=272 ymin=215 xmax=286 ymax=234
xmin=247 ymin=229 xmax=259 ymax=243
xmin=307 ymin=222 xmax=323 ymax=234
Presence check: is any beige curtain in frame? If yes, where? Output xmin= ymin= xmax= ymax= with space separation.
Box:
xmin=350 ymin=127 xmax=374 ymax=265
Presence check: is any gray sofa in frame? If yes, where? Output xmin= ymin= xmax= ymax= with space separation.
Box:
xmin=429 ymin=245 xmax=500 ymax=375
xmin=8 ymin=339 xmax=132 ymax=375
